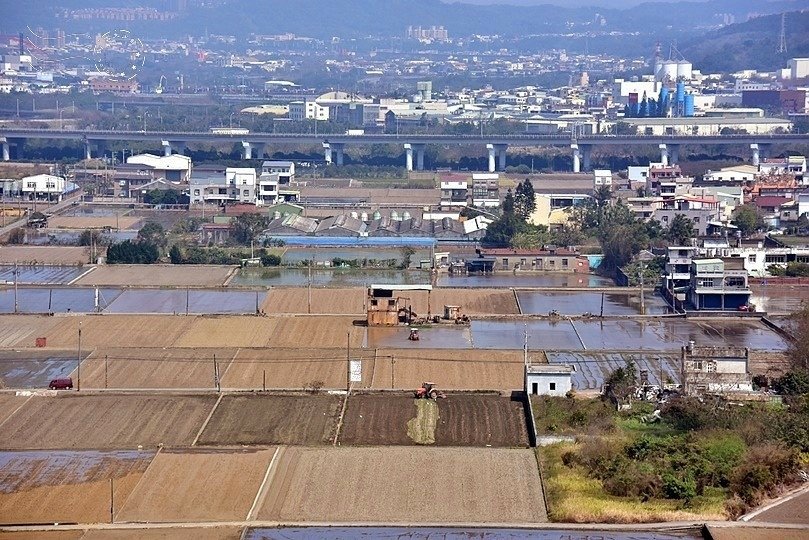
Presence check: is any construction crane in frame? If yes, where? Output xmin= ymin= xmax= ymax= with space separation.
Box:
xmin=155 ymin=75 xmax=167 ymax=94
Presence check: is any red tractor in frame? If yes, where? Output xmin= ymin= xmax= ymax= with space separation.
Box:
xmin=414 ymin=382 xmax=446 ymax=400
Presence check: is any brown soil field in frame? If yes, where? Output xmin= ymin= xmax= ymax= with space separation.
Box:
xmin=0 ymin=246 xmax=88 ymax=265
xmin=0 ymin=450 xmax=153 ymax=525
xmin=262 ymin=287 xmax=365 ymax=314
xmin=116 ymin=448 xmax=276 ymax=522
xmin=173 ymin=317 xmax=279 ymax=348
xmin=44 ymin=315 xmax=194 ymax=349
xmin=0 ymin=532 xmax=84 ymax=540
xmin=75 ymin=265 xmax=233 ymax=287
xmin=0 ymin=394 xmax=216 ymax=449
xmin=220 ymin=347 xmax=375 ymax=390
xmin=80 ymin=528 xmax=243 ymax=540
xmin=47 ymin=216 xmax=142 ymax=230
xmin=338 ymin=393 xmax=529 ymax=447
xmin=0 ymin=315 xmax=62 ymax=347
xmin=396 ymin=288 xmax=520 ymax=316
xmin=198 ymin=394 xmax=341 ymax=446
xmin=78 ymin=348 xmax=238 ymax=389
xmin=338 ymin=394 xmax=416 ymax=446
xmin=257 ymin=446 xmax=547 ymax=523
xmin=370 ymin=348 xmax=530 ymax=391
xmin=434 ymin=394 xmax=529 ymax=447
xmin=0 ymin=395 xmax=29 ymax=426
xmin=266 ymin=316 xmax=365 ymax=349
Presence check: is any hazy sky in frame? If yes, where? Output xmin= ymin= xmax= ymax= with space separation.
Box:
xmin=443 ymin=0 xmax=694 ymax=6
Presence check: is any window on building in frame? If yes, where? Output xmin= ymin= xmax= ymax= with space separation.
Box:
xmin=562 ymin=258 xmax=569 ymax=267
xmin=549 ymin=382 xmax=557 ymax=391
xmin=243 ymin=190 xmax=249 ymax=196
xmin=520 ymin=258 xmax=526 ymax=266
xmin=749 ymin=254 xmax=757 ymax=263
xmin=694 ymin=217 xmax=700 ymax=223
xmin=503 ymin=258 xmax=508 ymax=268
xmin=194 ymin=189 xmax=200 ymax=196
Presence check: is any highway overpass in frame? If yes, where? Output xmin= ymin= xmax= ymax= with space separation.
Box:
xmin=1 ymin=128 xmax=807 ymax=172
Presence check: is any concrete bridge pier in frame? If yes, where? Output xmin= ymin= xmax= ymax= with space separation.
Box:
xmin=496 ymin=144 xmax=508 ymax=171
xmin=241 ymin=141 xmax=253 ymax=160
xmin=162 ymin=140 xmax=172 ymax=157
xmin=404 ymin=143 xmax=413 ymax=171
xmin=659 ymin=144 xmax=669 ymax=167
xmin=0 ymin=139 xmax=8 ymax=161
xmin=333 ymin=143 xmax=345 ymax=166
xmin=413 ymin=144 xmax=426 ymax=171
xmin=84 ymin=140 xmax=99 ymax=161
xmin=581 ymin=144 xmax=592 ymax=171
xmin=670 ymin=144 xmax=680 ymax=165
xmin=251 ymin=142 xmax=266 ymax=160
xmin=751 ymin=143 xmax=760 ymax=167
xmin=323 ymin=142 xmax=332 ymax=165
xmin=487 ymin=144 xmax=496 ymax=172
xmin=571 ymin=144 xmax=580 ymax=173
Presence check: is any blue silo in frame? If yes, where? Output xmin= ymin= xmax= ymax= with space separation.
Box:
xmin=684 ymin=93 xmax=695 ymax=117
xmin=659 ymin=86 xmax=669 ymax=116
xmin=676 ymin=81 xmax=685 ymax=103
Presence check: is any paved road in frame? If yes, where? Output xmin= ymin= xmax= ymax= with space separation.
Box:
xmin=749 ymin=486 xmax=809 ymax=525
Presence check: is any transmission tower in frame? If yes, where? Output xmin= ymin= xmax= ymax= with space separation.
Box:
xmin=778 ymin=12 xmax=787 ymax=54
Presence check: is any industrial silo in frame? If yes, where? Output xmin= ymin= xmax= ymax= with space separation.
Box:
xmin=676 ymin=81 xmax=685 ymax=103
xmin=676 ymin=60 xmax=692 ymax=80
xmin=684 ymin=94 xmax=695 ymax=117
xmin=660 ymin=60 xmax=678 ymax=81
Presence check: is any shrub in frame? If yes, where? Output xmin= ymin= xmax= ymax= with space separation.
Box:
xmin=7 ymin=227 xmax=25 ymax=244
xmin=730 ymin=444 xmax=800 ymax=505
xmin=261 ymin=253 xmax=281 ymax=267
xmin=106 ymin=240 xmax=159 ymax=264
xmin=662 ymin=473 xmax=697 ymax=500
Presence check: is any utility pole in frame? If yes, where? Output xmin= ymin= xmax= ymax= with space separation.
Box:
xmin=346 ymin=332 xmax=351 ymax=393
xmin=77 ymin=322 xmax=82 ymax=391
xmin=13 ymin=260 xmax=18 ymax=313
xmin=639 ymin=261 xmax=646 ymax=315
xmin=391 ymin=356 xmax=395 ymax=389
xmin=110 ymin=477 xmax=114 ymax=523
xmin=105 ymin=354 xmax=108 ymax=389
xmin=213 ymin=353 xmax=220 ymax=392
xmin=523 ymin=324 xmax=529 ymax=367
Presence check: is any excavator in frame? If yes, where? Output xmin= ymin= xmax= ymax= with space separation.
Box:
xmin=414 ymin=382 xmax=446 ymax=400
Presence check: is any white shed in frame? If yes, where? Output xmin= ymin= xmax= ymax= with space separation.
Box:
xmin=526 ymin=365 xmax=574 ymax=396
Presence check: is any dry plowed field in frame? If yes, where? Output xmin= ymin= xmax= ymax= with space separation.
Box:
xmin=257 ymin=446 xmax=546 ymax=523
xmin=0 ymin=394 xmax=215 ymax=449
xmin=396 ymin=288 xmax=520 ymax=316
xmin=79 ymin=348 xmax=238 ymax=389
xmin=0 ymin=395 xmax=29 ymax=426
xmin=220 ymin=347 xmax=375 ymax=390
xmin=369 ymin=348 xmax=530 ymax=391
xmin=44 ymin=315 xmax=194 ymax=349
xmin=0 ymin=532 xmax=84 ymax=539
xmin=74 ymin=265 xmax=234 ymax=287
xmin=434 ymin=394 xmax=529 ymax=447
xmin=338 ymin=393 xmax=529 ymax=447
xmin=262 ymin=287 xmax=365 ymax=315
xmin=0 ymin=246 xmax=88 ymax=265
xmin=47 ymin=216 xmax=142 ymax=230
xmin=266 ymin=316 xmax=365 ymax=348
xmin=0 ymin=315 xmax=62 ymax=347
xmin=0 ymin=450 xmax=154 ymax=525
xmin=173 ymin=317 xmax=279 ymax=348
xmin=198 ymin=394 xmax=341 ymax=446
xmin=80 ymin=528 xmax=243 ymax=540
xmin=116 ymin=448 xmax=276 ymax=522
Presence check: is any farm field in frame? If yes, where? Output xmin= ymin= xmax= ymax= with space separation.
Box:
xmin=398 ymin=288 xmax=520 ymax=316
xmin=173 ymin=317 xmax=279 ymax=348
xmin=78 ymin=348 xmax=237 ymax=389
xmin=262 ymin=287 xmax=365 ymax=314
xmin=266 ymin=316 xmax=365 ymax=348
xmin=115 ymin=448 xmax=276 ymax=522
xmin=0 ymin=394 xmax=215 ymax=449
xmin=369 ymin=348 xmax=531 ymax=391
xmin=0 ymin=395 xmax=29 ymax=426
xmin=0 ymin=315 xmax=62 ymax=348
xmin=0 ymin=450 xmax=154 ymax=525
xmin=198 ymin=394 xmax=341 ymax=446
xmin=43 ymin=315 xmax=194 ymax=349
xmin=80 ymin=528 xmax=243 ymax=540
xmin=74 ymin=265 xmax=234 ymax=287
xmin=0 ymin=246 xmax=88 ymax=265
xmin=47 ymin=216 xmax=141 ymax=230
xmin=220 ymin=347 xmax=375 ymax=390
xmin=0 ymin=349 xmax=87 ymax=389
xmin=257 ymin=446 xmax=547 ymax=523
xmin=338 ymin=393 xmax=529 ymax=447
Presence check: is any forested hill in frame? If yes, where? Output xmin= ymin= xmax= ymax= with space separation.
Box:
xmin=682 ymin=10 xmax=809 ymax=73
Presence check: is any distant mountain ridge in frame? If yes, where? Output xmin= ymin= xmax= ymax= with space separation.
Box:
xmin=3 ymin=0 xmax=808 ymax=38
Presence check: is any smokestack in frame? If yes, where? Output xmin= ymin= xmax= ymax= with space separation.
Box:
xmin=19 ymin=32 xmax=24 ymax=55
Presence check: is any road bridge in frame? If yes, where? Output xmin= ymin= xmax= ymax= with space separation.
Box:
xmin=1 ymin=128 xmax=807 ymax=172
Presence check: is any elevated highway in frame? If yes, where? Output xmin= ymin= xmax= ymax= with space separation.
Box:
xmin=1 ymin=128 xmax=807 ymax=172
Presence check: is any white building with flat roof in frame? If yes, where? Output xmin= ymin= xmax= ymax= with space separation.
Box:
xmin=288 ymin=101 xmax=328 ymax=121
xmin=21 ymin=174 xmax=65 ymax=201
xmin=526 ymin=365 xmax=574 ymax=396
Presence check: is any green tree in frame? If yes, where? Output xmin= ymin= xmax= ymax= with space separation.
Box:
xmin=7 ymin=228 xmax=25 ymax=244
xmin=78 ymin=229 xmax=104 ymax=247
xmin=733 ymin=205 xmax=764 ymax=237
xmin=169 ymin=244 xmax=183 ymax=264
xmin=106 ymin=240 xmax=159 ymax=264
xmin=605 ymin=358 xmax=638 ymax=407
xmin=231 ymin=213 xmax=270 ymax=245
xmin=137 ymin=222 xmax=167 ymax=248
xmin=502 ymin=188 xmax=515 ymax=215
xmin=787 ymin=304 xmax=809 ymax=372
xmin=514 ymin=178 xmax=536 ymax=220
xmin=666 ymin=214 xmax=695 ymax=246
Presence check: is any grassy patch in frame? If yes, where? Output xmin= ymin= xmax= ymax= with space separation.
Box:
xmin=538 ymin=443 xmax=726 ymax=523
xmin=407 ymin=399 xmax=438 ymax=444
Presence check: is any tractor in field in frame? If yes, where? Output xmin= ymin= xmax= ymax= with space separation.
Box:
xmin=408 ymin=328 xmax=420 ymax=341
xmin=414 ymin=381 xmax=446 ymax=400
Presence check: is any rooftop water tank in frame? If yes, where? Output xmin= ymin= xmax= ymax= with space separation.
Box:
xmin=350 ymin=211 xmax=358 ymax=219
xmin=360 ymin=212 xmax=368 ymax=221
xmin=273 ymin=211 xmax=281 ymax=219
xmin=390 ymin=210 xmax=400 ymax=221
xmin=373 ymin=210 xmax=382 ymax=220
xmin=402 ymin=210 xmax=411 ymax=220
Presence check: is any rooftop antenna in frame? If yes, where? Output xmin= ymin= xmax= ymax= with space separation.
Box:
xmin=778 ymin=12 xmax=787 ymax=54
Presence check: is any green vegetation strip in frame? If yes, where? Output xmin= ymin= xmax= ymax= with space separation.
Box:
xmin=407 ymin=399 xmax=438 ymax=445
